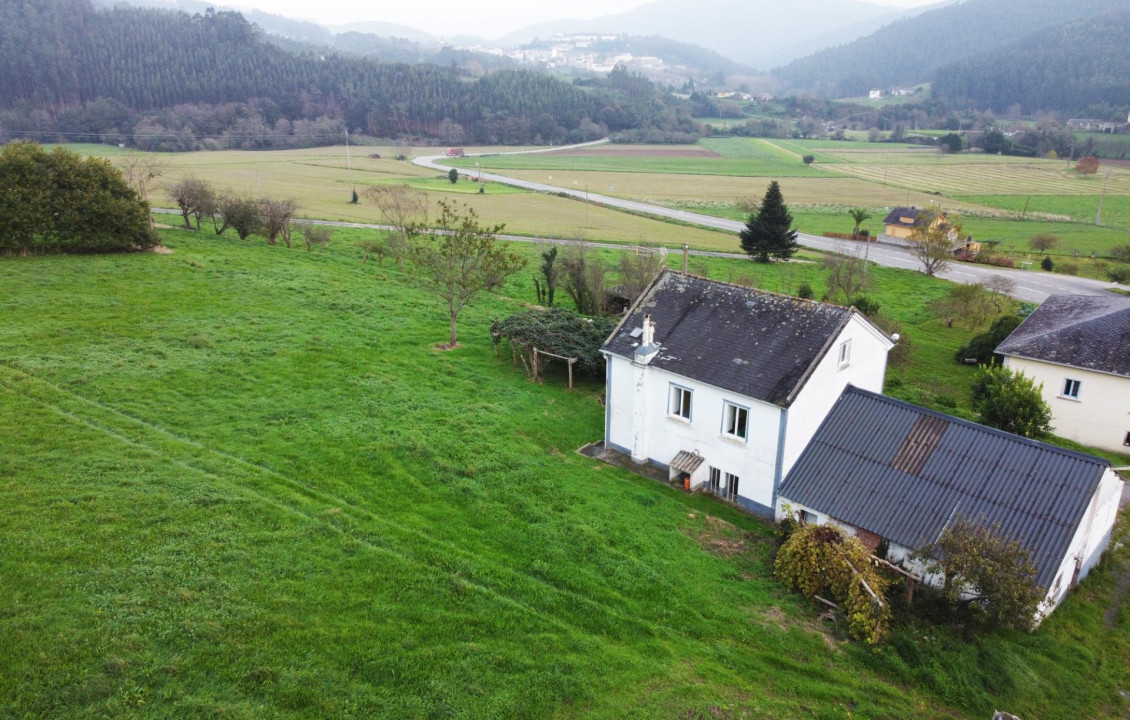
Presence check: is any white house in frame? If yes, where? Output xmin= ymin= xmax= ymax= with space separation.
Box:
xmin=777 ymin=386 xmax=1124 ymax=623
xmin=996 ymin=294 xmax=1130 ymax=454
xmin=600 ymin=270 xmax=893 ymax=517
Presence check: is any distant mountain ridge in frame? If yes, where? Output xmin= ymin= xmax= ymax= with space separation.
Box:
xmin=931 ymin=8 xmax=1130 ymax=114
xmin=774 ymin=0 xmax=1129 ymax=98
xmin=495 ymin=0 xmax=927 ymax=69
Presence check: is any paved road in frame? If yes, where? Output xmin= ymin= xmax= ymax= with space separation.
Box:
xmin=413 ymin=146 xmax=1127 ymax=303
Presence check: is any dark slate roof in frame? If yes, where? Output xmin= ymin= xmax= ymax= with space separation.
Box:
xmin=778 ymin=386 xmax=1110 ymax=590
xmin=882 ymin=206 xmax=920 ymax=228
xmin=995 ymin=294 xmax=1130 ymax=378
xmin=602 ymin=270 xmax=861 ymax=407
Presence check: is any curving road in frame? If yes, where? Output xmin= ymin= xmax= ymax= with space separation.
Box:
xmin=413 ymin=144 xmax=1127 ymax=303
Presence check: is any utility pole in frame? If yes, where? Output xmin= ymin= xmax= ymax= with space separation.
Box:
xmin=682 ymin=243 xmax=689 ymax=273
xmin=345 ymin=129 xmax=355 ymax=201
xmin=1096 ymin=170 xmax=1111 ymax=226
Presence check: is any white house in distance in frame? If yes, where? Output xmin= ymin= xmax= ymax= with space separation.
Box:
xmin=600 ymin=270 xmax=894 ymax=517
xmin=777 ymin=386 xmax=1124 ymax=623
xmin=995 ymin=294 xmax=1130 ymax=454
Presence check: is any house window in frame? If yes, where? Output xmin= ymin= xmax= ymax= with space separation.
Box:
xmin=669 ymin=384 xmax=692 ymax=420
xmin=1124 ymin=431 xmax=1130 ymax=447
xmin=1061 ymin=378 xmax=1081 ymax=399
xmin=798 ymin=509 xmax=817 ymax=525
xmin=722 ymin=401 xmax=749 ymax=440
xmin=838 ymin=339 xmax=852 ymax=369
xmin=709 ymin=467 xmax=721 ymax=496
xmin=723 ymin=472 xmax=740 ymax=502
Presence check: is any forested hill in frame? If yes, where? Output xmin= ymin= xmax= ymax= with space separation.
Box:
xmin=772 ymin=0 xmax=1127 ymax=99
xmin=930 ymin=10 xmax=1130 ymax=115
xmin=0 ymin=0 xmax=699 ymax=148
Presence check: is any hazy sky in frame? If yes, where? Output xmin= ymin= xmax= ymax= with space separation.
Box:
xmin=237 ymin=0 xmax=942 ymax=39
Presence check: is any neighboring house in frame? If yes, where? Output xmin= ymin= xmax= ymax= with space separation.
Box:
xmin=601 ymin=270 xmax=894 ymax=517
xmin=996 ymin=294 xmax=1130 ymax=454
xmin=880 ymin=206 xmax=979 ymax=254
xmin=776 ymin=386 xmax=1124 ymax=622
xmin=869 ymin=89 xmax=882 ymax=99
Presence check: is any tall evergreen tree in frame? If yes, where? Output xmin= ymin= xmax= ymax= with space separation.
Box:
xmin=739 ymin=181 xmax=799 ymax=263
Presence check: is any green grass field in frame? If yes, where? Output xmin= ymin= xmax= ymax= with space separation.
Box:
xmin=449 ymin=153 xmax=841 ymax=178
xmin=2 ymin=230 xmax=1128 ymax=718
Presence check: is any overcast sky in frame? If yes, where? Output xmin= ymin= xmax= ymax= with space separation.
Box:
xmin=236 ymin=0 xmax=942 ymax=39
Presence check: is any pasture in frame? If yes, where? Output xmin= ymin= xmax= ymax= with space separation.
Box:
xmin=1 ymin=229 xmax=1128 ymax=719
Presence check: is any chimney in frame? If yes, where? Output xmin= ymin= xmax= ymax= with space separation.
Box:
xmin=635 ymin=315 xmax=659 ymax=364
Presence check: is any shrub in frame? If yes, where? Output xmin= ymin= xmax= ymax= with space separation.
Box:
xmin=802 ymin=154 xmax=815 ymax=165
xmin=971 ymin=365 xmax=1052 ymax=439
xmin=849 ymin=294 xmax=881 ymax=317
xmin=775 ymin=521 xmax=893 ymax=644
xmin=0 ymin=141 xmax=155 ymax=254
xmin=985 ymin=256 xmax=1015 ymax=268
xmin=1040 ymin=256 xmax=1054 ymax=272
xmin=490 ymin=307 xmax=617 ymax=376
xmin=1109 ymin=266 xmax=1130 ymax=284
xmin=1056 ymin=263 xmax=1078 ymax=276
xmin=796 ymin=282 xmax=814 ymax=299
xmin=954 ymin=315 xmax=1022 ymax=366
xmin=1111 ymin=245 xmax=1130 ymax=263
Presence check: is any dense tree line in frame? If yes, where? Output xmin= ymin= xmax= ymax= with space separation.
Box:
xmin=0 ymin=0 xmax=699 ymax=147
xmin=931 ymin=10 xmax=1130 ymax=115
xmin=772 ymin=0 xmax=1127 ymax=100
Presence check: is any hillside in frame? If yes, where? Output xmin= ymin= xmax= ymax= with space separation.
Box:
xmin=931 ymin=9 xmax=1130 ymax=114
xmin=0 ymin=0 xmax=698 ymax=147
xmin=498 ymin=0 xmax=908 ymax=70
xmin=774 ymin=0 xmax=1128 ymax=98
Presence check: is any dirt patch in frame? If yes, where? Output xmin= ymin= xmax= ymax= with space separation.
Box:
xmin=552 ymin=147 xmax=721 ymax=158
xmin=148 ymin=245 xmax=174 ymax=254
xmin=683 ymin=513 xmax=750 ymax=558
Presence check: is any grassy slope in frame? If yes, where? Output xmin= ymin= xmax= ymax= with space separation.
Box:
xmin=2 ymin=231 xmax=1127 ymax=718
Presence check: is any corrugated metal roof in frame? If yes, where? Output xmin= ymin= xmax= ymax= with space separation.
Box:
xmin=671 ymin=450 xmax=704 ymax=474
xmin=602 ymin=270 xmax=860 ymax=407
xmin=996 ymin=294 xmax=1130 ymax=378
xmin=778 ymin=386 xmax=1110 ymax=590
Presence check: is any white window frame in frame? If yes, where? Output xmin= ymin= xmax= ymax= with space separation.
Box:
xmin=838 ymin=339 xmax=852 ymax=369
xmin=1061 ymin=378 xmax=1081 ymax=400
xmin=708 ymin=467 xmax=721 ymax=496
xmin=669 ymin=383 xmax=692 ymax=421
xmin=721 ymin=401 xmax=749 ymax=441
xmin=723 ymin=472 xmax=740 ymax=502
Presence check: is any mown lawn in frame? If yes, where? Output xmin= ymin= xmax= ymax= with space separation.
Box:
xmin=1 ymin=229 xmax=1127 ymax=719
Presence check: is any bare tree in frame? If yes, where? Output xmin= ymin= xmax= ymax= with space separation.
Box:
xmin=118 ymin=154 xmax=169 ymax=203
xmin=166 ymin=177 xmax=215 ymax=231
xmin=560 ymin=244 xmax=608 ymax=316
xmin=260 ymin=198 xmax=297 ymax=246
xmin=1029 ymin=233 xmax=1059 ymax=252
xmin=407 ymin=199 xmax=526 ymax=347
xmin=618 ymin=249 xmax=666 ymax=307
xmin=293 ymin=220 xmax=333 ymax=251
xmin=908 ymin=208 xmax=961 ymax=277
xmin=931 ymin=283 xmax=997 ymax=330
xmin=984 ymin=274 xmax=1017 ymax=312
xmin=822 ymin=245 xmax=871 ymax=302
xmin=364 ymin=184 xmax=428 ymax=267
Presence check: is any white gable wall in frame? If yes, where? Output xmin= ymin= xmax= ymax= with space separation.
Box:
xmin=781 ymin=314 xmax=892 ymax=475
xmin=1003 ymin=356 xmax=1130 ymax=454
xmin=606 ymin=354 xmax=784 ymax=515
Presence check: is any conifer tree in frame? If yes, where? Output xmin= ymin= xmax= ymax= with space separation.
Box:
xmin=739 ymin=181 xmax=799 ymax=263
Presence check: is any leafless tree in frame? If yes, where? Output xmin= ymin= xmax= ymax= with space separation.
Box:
xmin=166 ymin=177 xmax=215 ymax=231
xmin=909 ymin=208 xmax=961 ymax=277
xmin=618 ymin=250 xmax=666 ymax=307
xmin=560 ymin=244 xmax=608 ymax=316
xmin=822 ymin=244 xmax=871 ymax=302
xmin=364 ymin=184 xmax=428 ymax=267
xmin=293 ymin=220 xmax=333 ymax=251
xmin=260 ymin=197 xmax=297 ymax=246
xmin=118 ymin=154 xmax=169 ymax=203
xmin=1029 ymin=233 xmax=1059 ymax=252
xmin=984 ymin=274 xmax=1017 ymax=312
